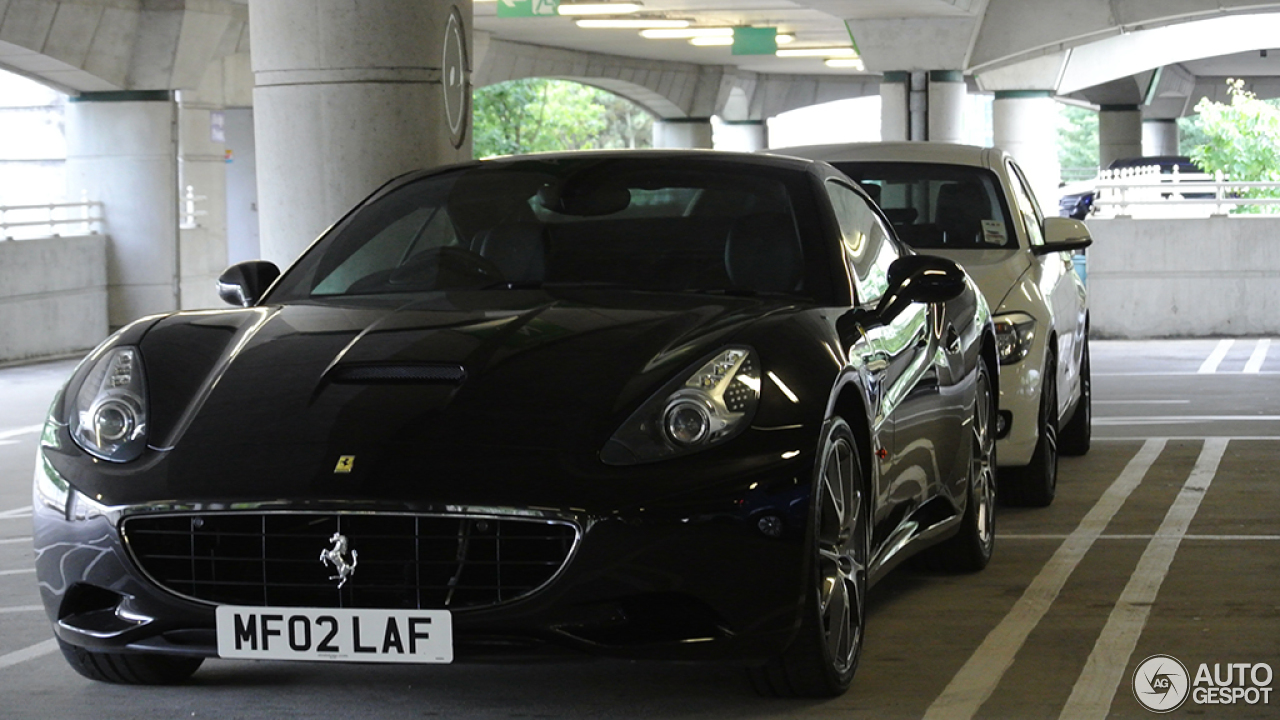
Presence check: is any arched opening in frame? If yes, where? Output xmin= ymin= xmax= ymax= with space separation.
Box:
xmin=0 ymin=70 xmax=68 ymax=228
xmin=472 ymin=79 xmax=655 ymax=158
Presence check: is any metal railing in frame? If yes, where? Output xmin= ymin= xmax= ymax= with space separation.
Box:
xmin=0 ymin=199 xmax=104 ymax=240
xmin=1089 ymin=165 xmax=1280 ymax=217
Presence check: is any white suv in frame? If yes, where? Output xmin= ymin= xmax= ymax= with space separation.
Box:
xmin=779 ymin=143 xmax=1091 ymax=506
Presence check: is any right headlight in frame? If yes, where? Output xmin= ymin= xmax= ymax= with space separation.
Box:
xmin=600 ymin=347 xmax=761 ymax=466
xmin=69 ymin=346 xmax=149 ymax=462
xmin=993 ymin=312 xmax=1037 ymax=365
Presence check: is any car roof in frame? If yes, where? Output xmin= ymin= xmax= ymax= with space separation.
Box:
xmin=771 ymin=142 xmax=1004 ymax=170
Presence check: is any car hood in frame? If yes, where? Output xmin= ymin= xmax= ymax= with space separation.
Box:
xmin=914 ymin=248 xmax=1030 ymax=312
xmin=132 ymin=290 xmax=794 ymax=498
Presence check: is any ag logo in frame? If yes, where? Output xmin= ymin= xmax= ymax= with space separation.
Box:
xmin=1133 ymin=654 xmax=1190 ymax=713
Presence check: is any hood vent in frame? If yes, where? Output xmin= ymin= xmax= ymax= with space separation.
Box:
xmin=330 ymin=363 xmax=467 ymax=385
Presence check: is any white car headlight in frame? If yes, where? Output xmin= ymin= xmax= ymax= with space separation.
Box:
xmin=993 ymin=312 xmax=1037 ymax=365
xmin=70 ymin=347 xmax=149 ymax=462
xmin=601 ymin=347 xmax=761 ymax=465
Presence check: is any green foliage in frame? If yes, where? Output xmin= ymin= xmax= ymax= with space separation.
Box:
xmin=472 ymin=79 xmax=653 ymax=158
xmin=1057 ymin=104 xmax=1099 ymax=180
xmin=1189 ymin=79 xmax=1280 ymax=212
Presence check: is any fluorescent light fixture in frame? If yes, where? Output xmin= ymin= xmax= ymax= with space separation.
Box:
xmin=690 ymin=35 xmax=734 ymax=46
xmin=825 ymin=58 xmax=866 ymax=70
xmin=776 ymin=33 xmax=795 ymax=44
xmin=577 ymin=18 xmax=690 ymax=29
xmin=558 ymin=2 xmax=643 ymax=15
xmin=640 ymin=27 xmax=733 ymax=39
xmin=776 ymin=46 xmax=858 ymax=58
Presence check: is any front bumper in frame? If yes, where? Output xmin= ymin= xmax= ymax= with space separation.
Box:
xmin=33 ymin=438 xmax=816 ymax=666
xmin=995 ymin=339 xmax=1048 ymax=468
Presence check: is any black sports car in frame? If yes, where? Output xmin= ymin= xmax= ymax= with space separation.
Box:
xmin=34 ymin=150 xmax=997 ymax=697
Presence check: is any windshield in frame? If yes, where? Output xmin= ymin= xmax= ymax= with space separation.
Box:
xmin=831 ymin=162 xmax=1016 ymax=250
xmin=270 ymin=156 xmax=820 ymax=301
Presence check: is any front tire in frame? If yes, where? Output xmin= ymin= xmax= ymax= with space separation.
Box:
xmin=749 ymin=417 xmax=868 ymax=698
xmin=1002 ymin=353 xmax=1058 ymax=507
xmin=57 ymin=638 xmax=202 ymax=685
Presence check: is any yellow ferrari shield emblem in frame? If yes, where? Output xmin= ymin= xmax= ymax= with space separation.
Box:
xmin=334 ymin=455 xmax=355 ymax=474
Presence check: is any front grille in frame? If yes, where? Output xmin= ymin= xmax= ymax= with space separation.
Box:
xmin=122 ymin=513 xmax=577 ymax=610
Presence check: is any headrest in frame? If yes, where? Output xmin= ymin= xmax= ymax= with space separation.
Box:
xmin=474 ymin=223 xmax=546 ymax=284
xmin=724 ymin=213 xmax=803 ymax=293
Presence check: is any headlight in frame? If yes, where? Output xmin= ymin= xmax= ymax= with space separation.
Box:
xmin=601 ymin=347 xmax=761 ymax=465
xmin=993 ymin=312 xmax=1037 ymax=365
xmin=69 ymin=347 xmax=149 ymax=462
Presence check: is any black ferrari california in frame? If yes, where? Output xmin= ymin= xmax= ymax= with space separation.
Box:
xmin=34 ymin=150 xmax=997 ymax=697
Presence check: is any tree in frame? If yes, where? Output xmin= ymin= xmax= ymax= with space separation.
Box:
xmin=472 ymin=79 xmax=652 ymax=158
xmin=1189 ymin=79 xmax=1280 ymax=212
xmin=1057 ymin=103 xmax=1099 ymax=180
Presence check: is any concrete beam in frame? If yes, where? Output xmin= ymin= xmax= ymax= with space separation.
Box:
xmin=845 ymin=17 xmax=980 ymax=72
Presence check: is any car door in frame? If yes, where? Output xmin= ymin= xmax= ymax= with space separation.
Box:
xmin=1006 ymin=160 xmax=1084 ymax=422
xmin=826 ymin=180 xmax=950 ymax=549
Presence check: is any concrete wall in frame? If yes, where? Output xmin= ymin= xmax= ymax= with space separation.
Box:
xmin=0 ymin=235 xmax=107 ymax=363
xmin=1088 ymin=216 xmax=1280 ymax=337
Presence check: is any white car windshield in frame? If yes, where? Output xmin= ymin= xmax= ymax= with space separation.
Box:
xmin=832 ymin=162 xmax=1017 ymax=250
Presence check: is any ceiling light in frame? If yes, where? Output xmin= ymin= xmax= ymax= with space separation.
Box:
xmin=640 ymin=27 xmax=733 ymax=39
xmin=689 ymin=36 xmax=734 ymax=46
xmin=776 ymin=34 xmax=795 ymax=45
xmin=776 ymin=46 xmax=858 ymax=58
xmin=825 ymin=58 xmax=866 ymax=70
xmin=576 ymin=18 xmax=690 ymax=29
xmin=558 ymin=2 xmax=643 ymax=15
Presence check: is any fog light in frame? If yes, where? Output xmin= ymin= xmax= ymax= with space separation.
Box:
xmin=997 ymin=410 xmax=1013 ymax=439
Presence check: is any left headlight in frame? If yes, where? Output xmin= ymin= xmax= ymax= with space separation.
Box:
xmin=601 ymin=347 xmax=761 ymax=466
xmin=69 ymin=347 xmax=149 ymax=462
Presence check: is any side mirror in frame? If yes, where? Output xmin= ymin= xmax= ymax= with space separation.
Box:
xmin=884 ymin=254 xmax=968 ymax=305
xmin=1038 ymin=217 xmax=1093 ymax=255
xmin=218 ymin=260 xmax=281 ymax=307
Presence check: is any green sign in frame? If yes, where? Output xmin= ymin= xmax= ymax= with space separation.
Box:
xmin=733 ymin=27 xmax=777 ymax=56
xmin=497 ymin=0 xmax=559 ymax=18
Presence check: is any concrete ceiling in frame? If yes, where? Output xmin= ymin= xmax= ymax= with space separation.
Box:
xmin=473 ymin=0 xmax=981 ymax=76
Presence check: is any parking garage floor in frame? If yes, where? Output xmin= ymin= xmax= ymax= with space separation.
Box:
xmin=1 ymin=340 xmax=1276 ymax=719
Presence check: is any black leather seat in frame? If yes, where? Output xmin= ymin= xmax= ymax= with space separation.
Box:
xmin=934 ymin=182 xmax=988 ymax=246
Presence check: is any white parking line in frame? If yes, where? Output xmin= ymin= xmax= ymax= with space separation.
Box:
xmin=0 ymin=639 xmax=57 ymax=671
xmin=0 ymin=569 xmax=35 ymax=576
xmin=1003 ymin=534 xmax=1280 ymax=541
xmin=1059 ymin=437 xmax=1229 ymax=719
xmin=1197 ymin=339 xmax=1234 ymax=374
xmin=1093 ymin=416 xmax=1280 ymax=425
xmin=0 ymin=507 xmax=32 ymax=520
xmin=1094 ymin=400 xmax=1189 ymax=405
xmin=0 ymin=537 xmax=31 ymax=545
xmin=922 ymin=438 xmax=1167 ymax=720
xmin=0 ymin=424 xmax=41 ymax=441
xmin=1244 ymin=339 xmax=1271 ymax=374
xmin=0 ymin=605 xmax=43 ymax=615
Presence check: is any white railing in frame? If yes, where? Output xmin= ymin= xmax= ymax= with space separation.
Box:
xmin=1090 ymin=165 xmax=1280 ymax=218
xmin=0 ymin=199 xmax=104 ymax=240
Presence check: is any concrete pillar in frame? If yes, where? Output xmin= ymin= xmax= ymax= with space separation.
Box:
xmin=713 ymin=120 xmax=766 ymax=152
xmin=1143 ymin=119 xmax=1179 ymax=157
xmin=909 ymin=71 xmax=927 ymax=142
xmin=927 ymin=70 xmax=967 ymax=144
xmin=176 ymin=90 xmax=229 ymax=311
xmin=249 ymin=0 xmax=473 ymax=266
xmin=880 ymin=72 xmax=909 ymax=142
xmin=1099 ymin=105 xmax=1144 ymax=168
xmin=993 ymin=91 xmax=1062 ymax=211
xmin=654 ymin=118 xmax=714 ymax=149
xmin=65 ymin=92 xmax=180 ymax=328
